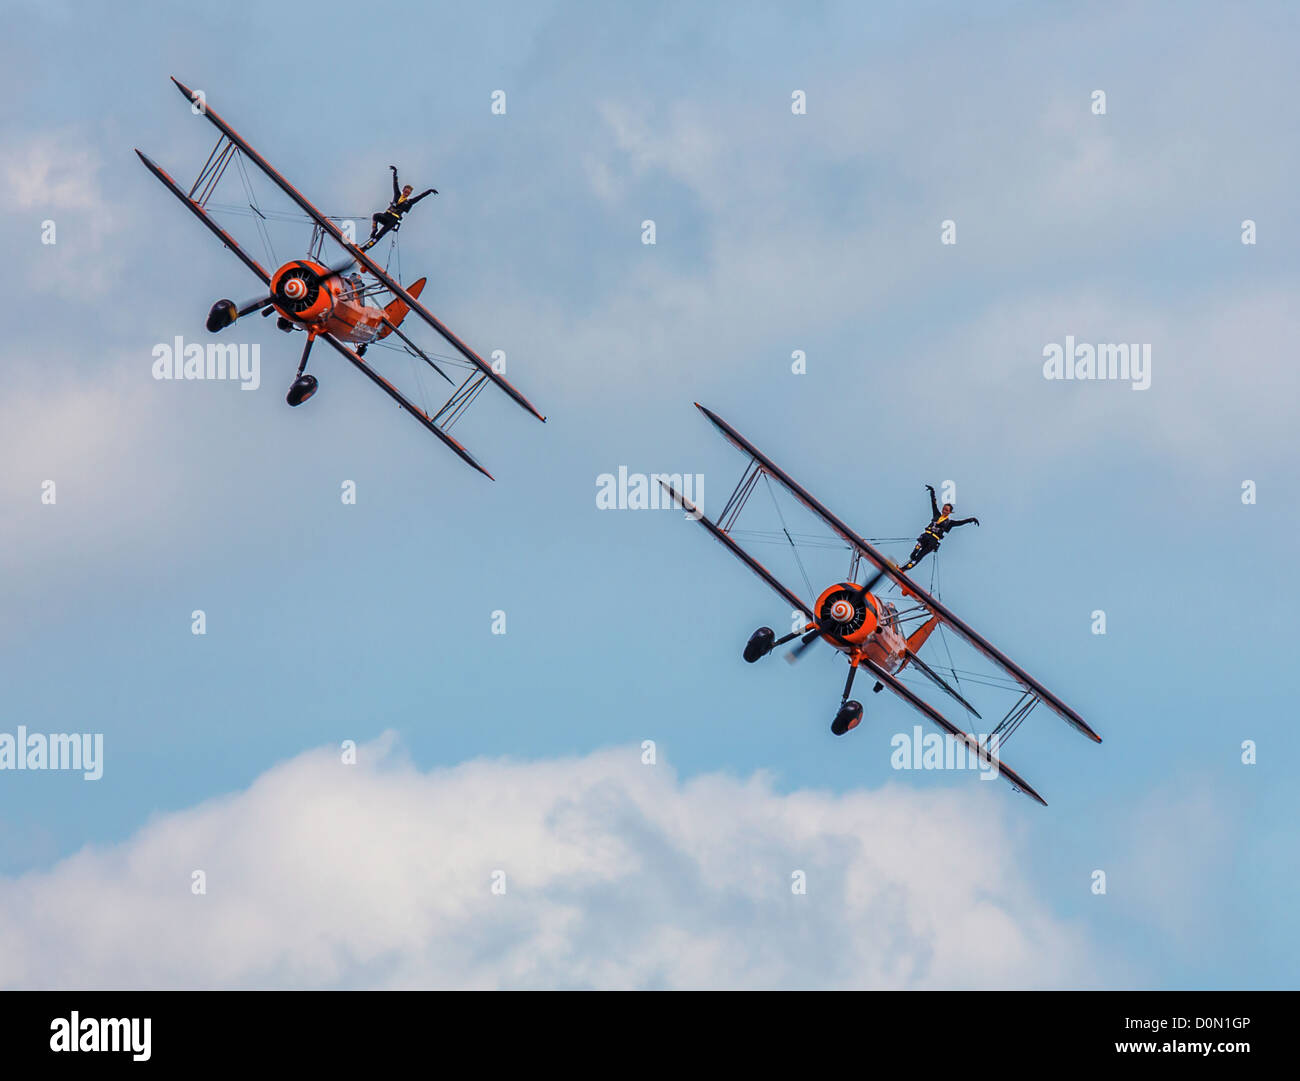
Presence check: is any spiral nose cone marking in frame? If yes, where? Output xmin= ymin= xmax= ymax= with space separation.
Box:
xmin=284 ymin=278 xmax=307 ymax=300
xmin=831 ymin=600 xmax=853 ymax=622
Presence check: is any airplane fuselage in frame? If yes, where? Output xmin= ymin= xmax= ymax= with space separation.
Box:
xmin=269 ymin=258 xmax=384 ymax=345
xmin=810 ymin=581 xmax=936 ymax=675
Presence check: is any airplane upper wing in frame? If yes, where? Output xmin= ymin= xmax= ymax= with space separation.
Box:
xmin=692 ymin=403 xmax=1101 ymax=744
xmin=168 ymin=77 xmax=547 ymax=424
xmin=659 ymin=480 xmax=1047 ymax=806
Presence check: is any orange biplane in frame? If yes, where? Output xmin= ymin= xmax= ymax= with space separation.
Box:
xmin=137 ymin=77 xmax=545 ymax=478
xmin=660 ymin=404 xmax=1102 ymax=807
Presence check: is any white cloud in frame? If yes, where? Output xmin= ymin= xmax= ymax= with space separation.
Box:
xmin=3 ymin=134 xmax=105 ymax=212
xmin=905 ymin=283 xmax=1300 ymax=473
xmin=0 ymin=737 xmax=1101 ymax=989
xmin=0 ymin=131 xmax=124 ymax=296
xmin=0 ymin=357 xmax=186 ymax=601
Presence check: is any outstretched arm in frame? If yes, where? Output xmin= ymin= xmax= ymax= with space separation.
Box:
xmin=391 ymin=165 xmax=400 ymax=203
xmin=406 ymin=188 xmax=438 ymax=207
xmin=926 ymin=484 xmax=939 ymax=519
xmin=950 ymin=516 xmax=980 ymax=528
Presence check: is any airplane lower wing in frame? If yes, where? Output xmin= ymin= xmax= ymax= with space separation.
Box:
xmin=167 ymin=77 xmax=547 ymax=425
xmin=659 ymin=482 xmax=816 ymax=626
xmin=904 ymin=649 xmax=982 ymax=720
xmin=659 ymin=481 xmax=1047 ymax=807
xmin=692 ymin=403 xmax=1101 ymax=745
xmin=135 ymin=149 xmax=270 ymax=286
xmin=319 ymin=334 xmax=493 ymax=480
xmin=859 ymin=657 xmax=1046 ymax=806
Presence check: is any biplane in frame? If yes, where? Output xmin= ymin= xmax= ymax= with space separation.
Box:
xmin=659 ymin=404 xmax=1102 ymax=807
xmin=136 ymin=77 xmax=545 ymax=479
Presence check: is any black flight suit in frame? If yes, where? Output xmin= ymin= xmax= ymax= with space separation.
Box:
xmin=899 ymin=487 xmax=979 ymax=572
xmin=362 ymin=167 xmax=436 ymax=250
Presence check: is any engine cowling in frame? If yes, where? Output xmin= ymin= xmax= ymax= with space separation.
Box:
xmin=270 ymin=260 xmax=337 ymax=326
xmin=811 ymin=582 xmax=878 ymax=646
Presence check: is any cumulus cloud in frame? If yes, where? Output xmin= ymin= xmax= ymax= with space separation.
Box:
xmin=0 ymin=737 xmax=1099 ymax=989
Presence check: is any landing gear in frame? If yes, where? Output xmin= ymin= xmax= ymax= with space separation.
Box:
xmin=832 ymin=700 xmax=864 ymax=735
xmin=831 ymin=661 xmax=865 ymax=735
xmin=206 ymin=299 xmax=238 ymax=333
xmin=743 ymin=624 xmax=810 ymax=663
xmin=286 ymin=334 xmax=319 ymax=407
xmin=286 ymin=374 xmax=318 ymax=406
xmin=743 ymin=627 xmax=776 ymax=663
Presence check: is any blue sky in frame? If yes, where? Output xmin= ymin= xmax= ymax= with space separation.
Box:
xmin=0 ymin=1 xmax=1296 ymax=988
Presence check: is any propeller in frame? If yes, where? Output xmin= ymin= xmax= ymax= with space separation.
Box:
xmin=785 ymin=565 xmax=888 ymax=664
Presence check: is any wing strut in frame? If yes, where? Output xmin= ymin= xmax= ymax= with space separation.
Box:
xmin=718 ymin=459 xmax=764 ymax=532
xmin=985 ymin=689 xmax=1040 ymax=751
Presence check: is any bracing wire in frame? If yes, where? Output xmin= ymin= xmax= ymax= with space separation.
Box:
xmin=764 ymin=473 xmax=815 ymax=599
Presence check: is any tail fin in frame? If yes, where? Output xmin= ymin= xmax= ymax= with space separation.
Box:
xmin=898 ymin=615 xmax=941 ymax=670
xmin=377 ymin=277 xmax=427 ymax=339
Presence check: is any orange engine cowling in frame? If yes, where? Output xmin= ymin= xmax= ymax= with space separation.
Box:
xmin=269 ymin=259 xmax=339 ymax=326
xmin=811 ymin=582 xmax=879 ymax=646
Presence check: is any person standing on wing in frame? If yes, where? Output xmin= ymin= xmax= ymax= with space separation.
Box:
xmin=899 ymin=484 xmax=980 ymax=572
xmin=361 ymin=165 xmax=437 ymax=251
